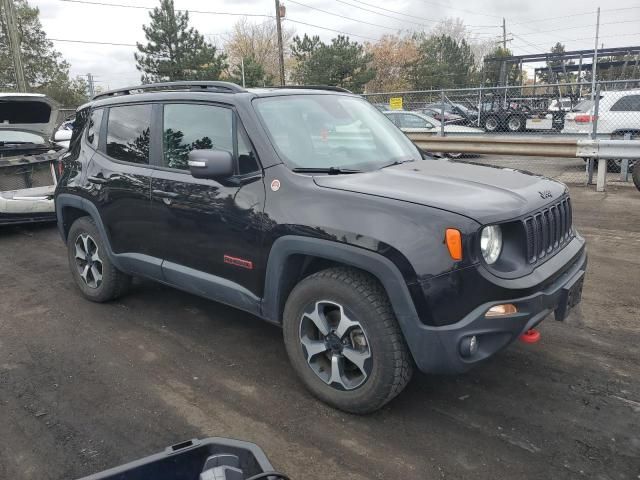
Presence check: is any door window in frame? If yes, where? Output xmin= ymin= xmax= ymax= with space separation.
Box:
xmin=610 ymin=94 xmax=640 ymax=112
xmin=162 ymin=104 xmax=259 ymax=174
xmin=106 ymin=105 xmax=152 ymax=164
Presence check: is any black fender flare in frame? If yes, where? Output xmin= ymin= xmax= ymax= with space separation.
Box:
xmin=261 ymin=235 xmax=423 ymax=353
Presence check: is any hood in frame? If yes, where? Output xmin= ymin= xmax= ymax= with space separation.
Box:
xmin=0 ymin=93 xmax=60 ymax=137
xmin=313 ymin=159 xmax=567 ymax=225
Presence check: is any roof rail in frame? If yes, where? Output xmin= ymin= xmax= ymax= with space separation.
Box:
xmin=92 ymin=81 xmax=246 ymax=100
xmin=266 ymin=85 xmax=353 ymax=94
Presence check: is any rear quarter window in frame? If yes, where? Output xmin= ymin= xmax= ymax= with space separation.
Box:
xmin=609 ymin=94 xmax=640 ymax=112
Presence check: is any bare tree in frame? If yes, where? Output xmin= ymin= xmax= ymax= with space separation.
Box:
xmin=225 ymin=18 xmax=294 ymax=83
xmin=364 ymin=34 xmax=418 ymax=92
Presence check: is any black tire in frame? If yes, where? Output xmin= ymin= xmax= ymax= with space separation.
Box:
xmin=283 ymin=267 xmax=413 ymax=414
xmin=506 ymin=115 xmax=525 ymax=132
xmin=446 ymin=152 xmax=464 ymax=159
xmin=67 ymin=216 xmax=131 ymax=302
xmin=633 ymin=162 xmax=640 ymax=192
xmin=483 ymin=115 xmax=500 ymax=132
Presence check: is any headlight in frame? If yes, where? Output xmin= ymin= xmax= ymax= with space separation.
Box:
xmin=480 ymin=225 xmax=502 ymax=264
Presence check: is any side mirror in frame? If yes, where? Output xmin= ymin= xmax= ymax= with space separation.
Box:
xmin=188 ymin=149 xmax=234 ymax=180
xmin=53 ymin=130 xmax=72 ymax=142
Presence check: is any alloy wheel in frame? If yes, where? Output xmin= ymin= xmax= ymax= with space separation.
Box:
xmin=485 ymin=117 xmax=498 ymax=131
xmin=508 ymin=116 xmax=522 ymax=132
xmin=74 ymin=233 xmax=103 ymax=289
xmin=299 ymin=300 xmax=372 ymax=391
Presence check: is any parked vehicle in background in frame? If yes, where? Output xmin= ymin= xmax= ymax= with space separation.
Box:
xmin=548 ymin=97 xmax=574 ymax=112
xmin=384 ymin=110 xmax=483 ymax=158
xmin=0 ymin=93 xmax=65 ymax=225
xmin=423 ymin=102 xmax=479 ymax=126
xmin=414 ymin=107 xmax=466 ymax=125
xmin=563 ymin=90 xmax=640 ymax=171
xmin=55 ymin=82 xmax=586 ymax=413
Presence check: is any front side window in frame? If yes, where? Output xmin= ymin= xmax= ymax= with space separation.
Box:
xmin=86 ymin=109 xmax=102 ymax=148
xmin=254 ymin=95 xmax=421 ymax=171
xmin=610 ymin=94 xmax=640 ymax=112
xmin=162 ymin=104 xmax=233 ymax=170
xmin=106 ymin=104 xmax=151 ymax=165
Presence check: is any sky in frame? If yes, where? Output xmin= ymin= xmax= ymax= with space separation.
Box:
xmin=30 ymin=0 xmax=640 ymax=90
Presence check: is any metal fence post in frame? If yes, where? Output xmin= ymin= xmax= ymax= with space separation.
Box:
xmin=477 ymin=86 xmax=483 ymax=127
xmin=620 ymin=132 xmax=631 ymax=181
xmin=440 ymin=91 xmax=446 ymax=136
xmin=592 ymin=85 xmax=606 ymax=192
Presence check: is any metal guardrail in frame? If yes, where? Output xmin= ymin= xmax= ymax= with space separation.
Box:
xmin=406 ymin=134 xmax=640 ymax=159
xmin=406 ymin=133 xmax=639 ymax=192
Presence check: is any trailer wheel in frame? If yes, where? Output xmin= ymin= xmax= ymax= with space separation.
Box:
xmin=484 ymin=115 xmax=499 ymax=132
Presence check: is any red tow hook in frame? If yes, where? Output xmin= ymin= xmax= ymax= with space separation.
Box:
xmin=520 ymin=328 xmax=541 ymax=344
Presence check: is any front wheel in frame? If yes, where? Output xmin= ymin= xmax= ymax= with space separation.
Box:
xmin=484 ymin=115 xmax=500 ymax=132
xmin=283 ymin=267 xmax=413 ymax=414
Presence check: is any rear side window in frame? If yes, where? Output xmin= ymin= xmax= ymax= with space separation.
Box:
xmin=106 ymin=105 xmax=151 ymax=165
xmin=86 ymin=109 xmax=103 ymax=149
xmin=610 ymin=94 xmax=640 ymax=112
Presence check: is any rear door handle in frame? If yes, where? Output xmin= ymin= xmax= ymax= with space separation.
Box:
xmin=87 ymin=176 xmax=107 ymax=185
xmin=152 ymin=189 xmax=180 ymax=199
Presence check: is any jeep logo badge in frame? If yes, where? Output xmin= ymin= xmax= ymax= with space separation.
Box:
xmin=539 ymin=190 xmax=553 ymax=199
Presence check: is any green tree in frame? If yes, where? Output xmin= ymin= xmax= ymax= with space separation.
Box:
xmin=229 ymin=55 xmax=273 ymax=87
xmin=135 ymin=0 xmax=227 ymax=82
xmin=408 ymin=34 xmax=477 ymax=89
xmin=0 ymin=0 xmax=88 ymax=106
xmin=291 ymin=34 xmax=375 ymax=93
xmin=482 ymin=46 xmax=522 ymax=87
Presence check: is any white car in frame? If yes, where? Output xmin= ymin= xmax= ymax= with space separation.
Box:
xmin=562 ymin=89 xmax=640 ymax=171
xmin=383 ymin=110 xmax=484 ymax=158
xmin=0 ymin=93 xmax=66 ymax=225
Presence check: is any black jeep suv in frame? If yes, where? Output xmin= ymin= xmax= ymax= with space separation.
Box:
xmin=55 ymin=81 xmax=587 ymax=413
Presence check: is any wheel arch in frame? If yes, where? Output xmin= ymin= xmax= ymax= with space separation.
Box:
xmin=261 ymin=236 xmax=421 ymax=336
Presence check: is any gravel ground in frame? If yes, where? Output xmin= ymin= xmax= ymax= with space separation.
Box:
xmin=1 ymin=186 xmax=639 ymax=480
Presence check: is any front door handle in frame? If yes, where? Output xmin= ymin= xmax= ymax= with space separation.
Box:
xmin=87 ymin=176 xmax=107 ymax=185
xmin=152 ymin=189 xmax=180 ymax=199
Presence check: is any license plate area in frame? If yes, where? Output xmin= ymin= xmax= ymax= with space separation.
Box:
xmin=554 ymin=270 xmax=584 ymax=321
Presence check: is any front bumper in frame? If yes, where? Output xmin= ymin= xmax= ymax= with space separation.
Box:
xmin=408 ymin=241 xmax=587 ymax=374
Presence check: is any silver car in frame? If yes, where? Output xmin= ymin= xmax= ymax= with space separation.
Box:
xmin=383 ymin=110 xmax=483 ymax=158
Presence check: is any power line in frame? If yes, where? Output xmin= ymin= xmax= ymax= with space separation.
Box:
xmin=286 ymin=17 xmax=379 ymax=41
xmin=515 ymin=19 xmax=640 ymax=37
xmin=58 ymin=0 xmax=274 ymax=17
xmin=419 ymin=0 xmax=503 ymax=19
xmin=286 ymin=0 xmax=400 ymax=31
xmin=510 ymin=32 xmax=640 ymax=51
xmin=50 ymin=37 xmax=137 ymax=46
xmin=510 ymin=6 xmax=639 ymax=26
xmin=337 ymin=0 xmax=437 ymax=23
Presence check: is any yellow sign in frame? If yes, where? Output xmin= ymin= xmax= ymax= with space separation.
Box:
xmin=389 ymin=97 xmax=403 ymax=110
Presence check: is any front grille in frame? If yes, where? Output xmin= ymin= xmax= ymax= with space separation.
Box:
xmin=523 ymin=196 xmax=573 ymax=264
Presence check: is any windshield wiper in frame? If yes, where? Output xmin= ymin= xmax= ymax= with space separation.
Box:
xmin=292 ymin=167 xmax=361 ymax=175
xmin=378 ymin=158 xmax=415 ymax=169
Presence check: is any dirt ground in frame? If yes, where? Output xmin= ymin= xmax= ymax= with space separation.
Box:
xmin=1 ymin=185 xmax=639 ymax=480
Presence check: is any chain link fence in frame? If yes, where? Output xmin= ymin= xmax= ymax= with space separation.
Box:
xmin=364 ymin=79 xmax=640 ymax=186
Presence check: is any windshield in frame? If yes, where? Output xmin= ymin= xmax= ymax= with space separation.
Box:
xmin=0 ymin=130 xmax=46 ymax=144
xmin=254 ymin=94 xmax=421 ymax=171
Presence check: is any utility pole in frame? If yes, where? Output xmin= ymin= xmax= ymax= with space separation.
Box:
xmin=590 ymin=7 xmax=600 ymax=102
xmin=1 ymin=0 xmax=27 ymax=92
xmin=240 ymin=57 xmax=246 ymax=88
xmin=274 ymin=0 xmax=286 ymax=86
xmin=87 ymin=73 xmax=96 ymax=97
xmin=502 ymin=18 xmax=506 ymax=50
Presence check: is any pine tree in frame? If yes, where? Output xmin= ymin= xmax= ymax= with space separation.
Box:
xmin=135 ymin=0 xmax=227 ymax=83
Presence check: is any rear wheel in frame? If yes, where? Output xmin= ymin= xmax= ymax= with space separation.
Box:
xmin=283 ymin=267 xmax=413 ymax=414
xmin=506 ymin=115 xmax=524 ymax=132
xmin=67 ymin=216 xmax=131 ymax=302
